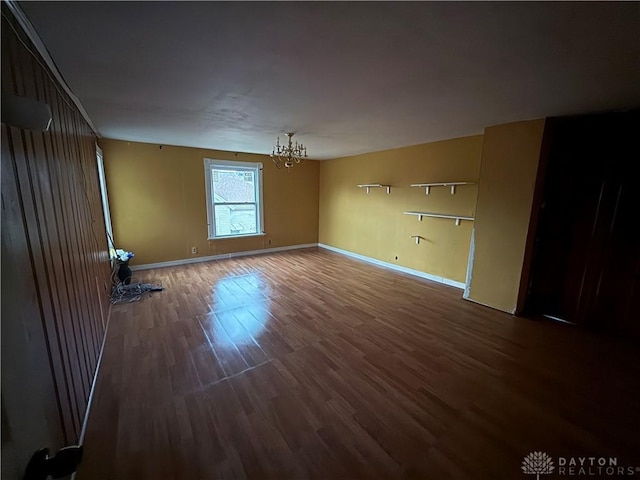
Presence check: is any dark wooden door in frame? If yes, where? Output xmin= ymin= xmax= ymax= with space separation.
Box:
xmin=588 ymin=117 xmax=640 ymax=337
xmin=526 ymin=111 xmax=640 ymax=338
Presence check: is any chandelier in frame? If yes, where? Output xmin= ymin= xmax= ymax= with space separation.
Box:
xmin=270 ymin=132 xmax=307 ymax=169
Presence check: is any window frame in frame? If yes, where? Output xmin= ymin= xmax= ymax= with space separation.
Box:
xmin=96 ymin=145 xmax=115 ymax=253
xmin=204 ymin=158 xmax=264 ymax=240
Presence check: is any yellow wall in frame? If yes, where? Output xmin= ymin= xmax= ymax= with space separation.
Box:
xmin=102 ymin=122 xmax=543 ymax=310
xmin=100 ymin=139 xmax=319 ymax=265
xmin=465 ymin=119 xmax=546 ymax=313
xmin=319 ymin=136 xmax=483 ymax=283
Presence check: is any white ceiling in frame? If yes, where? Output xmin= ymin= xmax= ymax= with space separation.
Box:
xmin=20 ymin=1 xmax=640 ymax=159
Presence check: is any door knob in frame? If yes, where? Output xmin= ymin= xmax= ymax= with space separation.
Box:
xmin=23 ymin=445 xmax=83 ymax=480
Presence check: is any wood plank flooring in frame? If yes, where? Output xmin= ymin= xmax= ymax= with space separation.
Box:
xmin=78 ymin=248 xmax=640 ymax=479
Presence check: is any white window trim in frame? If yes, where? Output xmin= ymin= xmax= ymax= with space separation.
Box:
xmin=204 ymin=158 xmax=264 ymax=240
xmin=96 ymin=145 xmax=115 ymax=253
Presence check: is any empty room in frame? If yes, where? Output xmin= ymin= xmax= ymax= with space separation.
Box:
xmin=2 ymin=1 xmax=639 ymax=479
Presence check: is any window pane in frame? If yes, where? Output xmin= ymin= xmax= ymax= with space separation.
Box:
xmin=214 ymin=204 xmax=257 ymax=236
xmin=212 ymin=169 xmax=255 ymax=203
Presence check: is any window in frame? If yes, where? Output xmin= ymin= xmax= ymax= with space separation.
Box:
xmin=204 ymin=159 xmax=264 ymax=239
xmin=96 ymin=145 xmax=115 ymax=253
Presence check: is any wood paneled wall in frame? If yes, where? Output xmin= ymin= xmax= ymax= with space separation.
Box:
xmin=1 ymin=7 xmax=111 ymax=445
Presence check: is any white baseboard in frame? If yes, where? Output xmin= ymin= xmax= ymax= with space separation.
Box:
xmin=462 ymin=296 xmax=516 ymax=315
xmin=130 ymin=243 xmax=319 ymax=271
xmin=76 ymin=297 xmax=112 ymax=461
xmin=317 ymin=243 xmax=465 ymax=290
xmin=79 ymin=316 xmax=108 ymax=444
xmin=132 ymin=242 xmax=466 ymax=290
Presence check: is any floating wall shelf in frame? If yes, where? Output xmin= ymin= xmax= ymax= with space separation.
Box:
xmin=358 ymin=184 xmax=391 ymax=194
xmin=410 ymin=182 xmax=475 ymax=195
xmin=403 ymin=211 xmax=474 ymax=226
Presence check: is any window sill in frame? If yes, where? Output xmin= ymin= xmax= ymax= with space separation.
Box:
xmin=208 ymin=232 xmax=266 ymax=241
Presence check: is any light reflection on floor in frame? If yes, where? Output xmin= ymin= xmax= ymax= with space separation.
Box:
xmin=208 ymin=273 xmax=270 ymax=348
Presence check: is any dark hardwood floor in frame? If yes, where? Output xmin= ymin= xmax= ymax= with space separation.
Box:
xmin=78 ymin=248 xmax=640 ymax=479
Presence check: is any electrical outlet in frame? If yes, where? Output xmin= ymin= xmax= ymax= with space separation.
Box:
xmin=191 ymin=246 xmax=198 ymax=254
xmin=268 ymin=240 xmax=272 ymax=246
